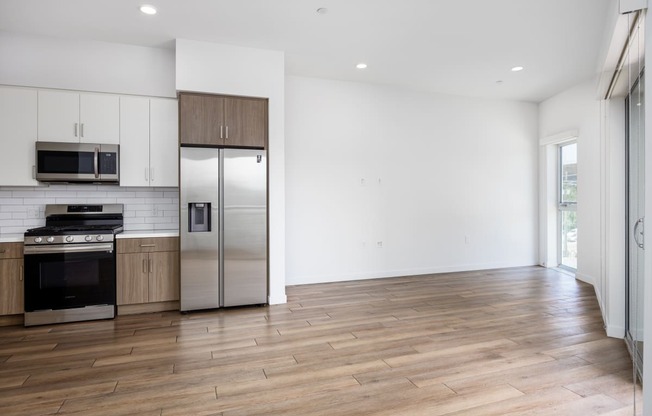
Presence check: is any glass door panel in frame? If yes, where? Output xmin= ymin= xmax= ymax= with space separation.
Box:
xmin=559 ymin=142 xmax=577 ymax=270
xmin=626 ymin=71 xmax=644 ymax=382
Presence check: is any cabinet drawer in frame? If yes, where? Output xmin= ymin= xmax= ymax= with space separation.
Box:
xmin=117 ymin=237 xmax=179 ymax=254
xmin=0 ymin=243 xmax=23 ymax=259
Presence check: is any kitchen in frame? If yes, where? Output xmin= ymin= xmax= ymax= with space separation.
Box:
xmin=0 ymin=0 xmax=647 ymax=414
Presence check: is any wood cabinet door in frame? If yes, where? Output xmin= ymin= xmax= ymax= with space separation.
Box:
xmin=119 ymin=96 xmax=150 ymax=187
xmin=224 ymin=97 xmax=267 ymax=148
xmin=117 ymin=253 xmax=149 ymax=305
xmin=0 ymin=259 xmax=23 ymax=315
xmin=179 ymin=93 xmax=224 ymax=146
xmin=37 ymin=90 xmax=80 ymax=142
xmin=80 ymin=93 xmax=120 ymax=144
xmin=148 ymin=251 xmax=179 ymax=302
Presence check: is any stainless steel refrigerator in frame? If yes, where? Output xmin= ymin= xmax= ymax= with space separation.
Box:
xmin=180 ymin=147 xmax=267 ymax=311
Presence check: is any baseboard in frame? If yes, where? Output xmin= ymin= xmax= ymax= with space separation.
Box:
xmin=606 ymin=324 xmax=625 ymax=339
xmin=117 ymin=301 xmax=179 ymax=316
xmin=574 ymin=272 xmax=594 ymax=285
xmin=268 ymin=294 xmax=287 ymax=305
xmin=286 ymin=262 xmax=540 ymax=286
xmin=0 ymin=314 xmax=23 ymax=327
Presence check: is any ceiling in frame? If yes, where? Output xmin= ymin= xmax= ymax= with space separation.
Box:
xmin=0 ymin=0 xmax=613 ymax=102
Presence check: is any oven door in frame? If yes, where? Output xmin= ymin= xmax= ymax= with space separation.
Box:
xmin=24 ymin=243 xmax=116 ymax=312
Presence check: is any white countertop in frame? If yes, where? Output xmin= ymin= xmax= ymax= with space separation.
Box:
xmin=0 ymin=234 xmax=24 ymax=243
xmin=117 ymin=230 xmax=179 ymax=239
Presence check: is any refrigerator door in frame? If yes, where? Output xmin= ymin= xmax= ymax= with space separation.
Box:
xmin=180 ymin=147 xmax=220 ymax=311
xmin=222 ymin=149 xmax=267 ymax=306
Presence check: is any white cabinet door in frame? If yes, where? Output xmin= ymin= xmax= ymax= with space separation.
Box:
xmin=119 ymin=96 xmax=150 ymax=187
xmin=0 ymin=87 xmax=38 ymax=186
xmin=80 ymin=93 xmax=120 ymax=144
xmin=37 ymin=90 xmax=79 ymax=142
xmin=150 ymin=98 xmax=178 ymax=187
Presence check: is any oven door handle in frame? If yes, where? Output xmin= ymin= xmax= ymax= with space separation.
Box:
xmin=24 ymin=243 xmax=114 ymax=255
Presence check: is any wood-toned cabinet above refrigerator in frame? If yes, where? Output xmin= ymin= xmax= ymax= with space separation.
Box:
xmin=37 ymin=90 xmax=120 ymax=144
xmin=119 ymin=96 xmax=178 ymax=187
xmin=179 ymin=92 xmax=267 ymax=148
xmin=0 ymin=86 xmax=39 ymax=186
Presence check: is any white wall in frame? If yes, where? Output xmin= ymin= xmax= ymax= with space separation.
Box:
xmin=538 ymin=78 xmax=626 ymax=338
xmin=285 ymin=76 xmax=539 ymax=285
xmin=175 ymin=39 xmax=286 ymax=305
xmin=0 ymin=31 xmax=175 ymax=97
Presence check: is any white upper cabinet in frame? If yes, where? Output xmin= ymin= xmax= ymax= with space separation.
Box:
xmin=120 ymin=96 xmax=178 ymax=187
xmin=79 ymin=93 xmax=120 ymax=144
xmin=0 ymin=86 xmax=39 ymax=186
xmin=119 ymin=96 xmax=150 ymax=187
xmin=37 ymin=90 xmax=79 ymax=142
xmin=37 ymin=90 xmax=119 ymax=144
xmin=150 ymin=98 xmax=178 ymax=187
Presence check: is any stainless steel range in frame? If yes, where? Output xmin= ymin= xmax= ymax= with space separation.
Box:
xmin=23 ymin=204 xmax=123 ymax=326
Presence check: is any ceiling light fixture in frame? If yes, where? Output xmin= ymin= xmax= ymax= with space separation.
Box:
xmin=317 ymin=8 xmax=328 ymax=15
xmin=356 ymin=63 xmax=368 ymax=69
xmin=511 ymin=66 xmax=524 ymax=72
xmin=140 ymin=5 xmax=157 ymax=15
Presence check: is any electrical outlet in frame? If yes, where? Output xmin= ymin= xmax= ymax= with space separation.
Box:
xmin=377 ymin=241 xmax=383 ymax=248
xmin=27 ymin=208 xmax=39 ymax=218
xmin=152 ymin=206 xmax=159 ymax=216
xmin=465 ymin=236 xmax=470 ymax=244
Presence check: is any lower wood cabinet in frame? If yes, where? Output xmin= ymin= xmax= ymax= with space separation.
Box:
xmin=0 ymin=243 xmax=24 ymax=316
xmin=116 ymin=237 xmax=179 ymax=306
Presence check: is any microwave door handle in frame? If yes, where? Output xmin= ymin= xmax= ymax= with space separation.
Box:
xmin=94 ymin=147 xmax=99 ymax=179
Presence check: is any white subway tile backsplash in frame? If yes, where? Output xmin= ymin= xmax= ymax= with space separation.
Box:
xmin=0 ymin=185 xmax=179 ymax=235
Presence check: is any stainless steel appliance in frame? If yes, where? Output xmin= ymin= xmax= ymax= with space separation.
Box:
xmin=35 ymin=141 xmax=119 ymax=183
xmin=23 ymin=204 xmax=123 ymax=326
xmin=180 ymin=147 xmax=267 ymax=311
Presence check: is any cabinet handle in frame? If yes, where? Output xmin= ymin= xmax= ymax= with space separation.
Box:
xmin=19 ymin=266 xmax=23 ymax=281
xmin=140 ymin=244 xmax=156 ymax=248
xmin=74 ymin=123 xmax=78 ymax=137
xmin=32 ymin=165 xmax=36 ymax=180
xmin=220 ymin=125 xmax=223 ymax=139
xmin=142 ymin=259 xmax=147 ymax=273
xmin=226 ymin=126 xmax=229 ymax=139
xmin=0 ymin=250 xmax=6 ymax=254
xmin=150 ymin=168 xmax=155 ymax=182
xmin=80 ymin=123 xmax=85 ymax=138
xmin=145 ymin=167 xmax=148 ymax=181
xmin=149 ymin=259 xmax=153 ymax=274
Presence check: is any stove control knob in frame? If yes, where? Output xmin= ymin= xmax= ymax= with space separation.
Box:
xmin=34 ymin=237 xmax=42 ymax=243
xmin=65 ymin=236 xmax=74 ymax=243
xmin=46 ymin=237 xmax=54 ymax=243
xmin=96 ymin=235 xmax=104 ymax=242
xmin=85 ymin=235 xmax=92 ymax=242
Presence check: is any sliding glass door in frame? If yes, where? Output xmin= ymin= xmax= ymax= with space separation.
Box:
xmin=626 ymin=71 xmax=645 ymax=381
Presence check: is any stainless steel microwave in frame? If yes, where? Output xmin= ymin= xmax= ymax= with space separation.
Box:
xmin=35 ymin=142 xmax=119 ymax=183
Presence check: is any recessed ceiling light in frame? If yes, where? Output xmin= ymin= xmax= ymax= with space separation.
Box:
xmin=317 ymin=7 xmax=328 ymax=15
xmin=496 ymin=80 xmax=504 ymax=84
xmin=356 ymin=63 xmax=368 ymax=69
xmin=140 ymin=5 xmax=157 ymax=15
xmin=511 ymin=66 xmax=524 ymax=72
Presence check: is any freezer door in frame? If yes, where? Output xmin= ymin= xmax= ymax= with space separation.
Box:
xmin=180 ymin=147 xmax=220 ymax=311
xmin=223 ymin=149 xmax=267 ymax=306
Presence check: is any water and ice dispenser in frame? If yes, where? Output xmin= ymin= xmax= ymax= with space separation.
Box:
xmin=188 ymin=203 xmax=211 ymax=232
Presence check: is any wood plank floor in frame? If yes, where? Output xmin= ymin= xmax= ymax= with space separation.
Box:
xmin=0 ymin=266 xmax=641 ymax=415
